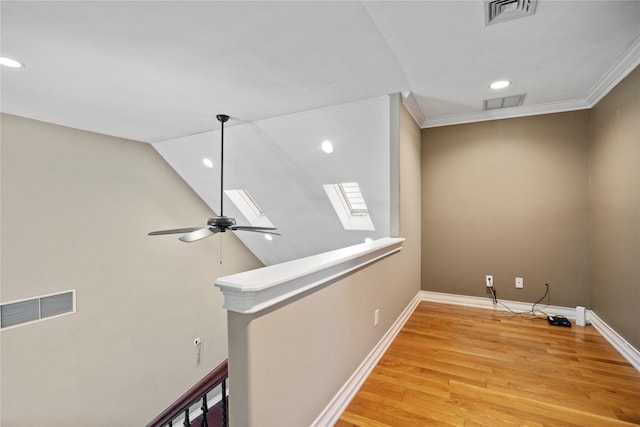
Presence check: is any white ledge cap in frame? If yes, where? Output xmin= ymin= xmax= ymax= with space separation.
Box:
xmin=215 ymin=237 xmax=404 ymax=314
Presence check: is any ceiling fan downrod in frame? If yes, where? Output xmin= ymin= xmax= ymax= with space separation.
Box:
xmin=216 ymin=114 xmax=229 ymax=218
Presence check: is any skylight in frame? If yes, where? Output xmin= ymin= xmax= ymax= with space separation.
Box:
xmin=338 ymin=182 xmax=368 ymax=215
xmin=323 ymin=182 xmax=375 ymax=231
xmin=225 ymin=189 xmax=274 ymax=228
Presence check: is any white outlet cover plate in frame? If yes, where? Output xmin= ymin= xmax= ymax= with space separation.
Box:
xmin=486 ymin=275 xmax=493 ymax=287
xmin=516 ymin=277 xmax=524 ymax=288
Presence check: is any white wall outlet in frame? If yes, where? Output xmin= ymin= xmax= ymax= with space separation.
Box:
xmin=515 ymin=277 xmax=524 ymax=288
xmin=486 ymin=275 xmax=493 ymax=287
xmin=194 ymin=337 xmax=201 ymax=346
xmin=374 ymin=309 xmax=380 ymax=327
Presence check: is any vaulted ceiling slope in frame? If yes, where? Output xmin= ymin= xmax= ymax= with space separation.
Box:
xmin=2 ymin=1 xmax=639 ymax=143
xmin=2 ymin=2 xmax=639 ymax=265
xmin=153 ymin=97 xmax=392 ymax=265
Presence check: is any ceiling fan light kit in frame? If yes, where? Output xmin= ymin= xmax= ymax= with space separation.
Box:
xmin=149 ymin=114 xmax=279 ymax=242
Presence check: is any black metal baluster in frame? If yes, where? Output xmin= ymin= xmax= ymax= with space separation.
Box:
xmin=168 ymin=421 xmax=173 ymax=427
xmin=221 ymin=379 xmax=228 ymax=427
xmin=183 ymin=407 xmax=190 ymax=427
xmin=200 ymin=394 xmax=209 ymax=427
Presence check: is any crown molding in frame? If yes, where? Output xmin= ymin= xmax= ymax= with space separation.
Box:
xmin=419 ymin=35 xmax=640 ymax=129
xmin=585 ymin=35 xmax=640 ymax=107
xmin=400 ymin=91 xmax=425 ymax=126
xmin=421 ymin=98 xmax=590 ymax=129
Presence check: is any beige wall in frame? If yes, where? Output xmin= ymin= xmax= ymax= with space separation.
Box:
xmin=421 ymin=111 xmax=591 ymax=307
xmin=227 ymin=103 xmax=421 ymax=426
xmin=0 ymin=114 xmax=263 ymax=426
xmin=590 ymin=66 xmax=640 ymax=349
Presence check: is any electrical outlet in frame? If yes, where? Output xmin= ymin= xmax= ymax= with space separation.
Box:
xmin=515 ymin=277 xmax=523 ymax=288
xmin=486 ymin=275 xmax=493 ymax=287
xmin=374 ymin=309 xmax=380 ymax=327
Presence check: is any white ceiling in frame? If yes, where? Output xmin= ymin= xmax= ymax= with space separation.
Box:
xmin=2 ymin=1 xmax=639 ymax=142
xmin=2 ymin=1 xmax=639 ymax=265
xmin=153 ymin=97 xmax=392 ymax=265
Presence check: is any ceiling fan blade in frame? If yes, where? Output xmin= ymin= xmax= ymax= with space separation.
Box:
xmin=148 ymin=227 xmax=202 ymax=236
xmin=178 ymin=227 xmax=219 ymax=242
xmin=231 ymin=226 xmax=280 ymax=235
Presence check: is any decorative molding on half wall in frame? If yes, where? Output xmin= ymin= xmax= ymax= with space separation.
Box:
xmin=313 ymin=290 xmax=640 ymax=425
xmin=215 ymin=237 xmax=404 ymax=314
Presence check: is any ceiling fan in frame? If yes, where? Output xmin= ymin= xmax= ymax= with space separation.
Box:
xmin=149 ymin=114 xmax=279 ymax=242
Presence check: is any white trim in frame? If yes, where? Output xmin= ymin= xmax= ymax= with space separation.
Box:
xmin=311 ymin=292 xmax=422 ymax=427
xmin=420 ymin=291 xmax=640 ymax=373
xmin=419 ymin=290 xmax=577 ymax=318
xmin=401 ymin=91 xmax=425 ymax=126
xmin=585 ymin=35 xmax=640 ymax=107
xmin=311 ymin=290 xmax=640 ymax=425
xmin=419 ymin=35 xmax=640 ymax=129
xmin=421 ymin=99 xmax=590 ymax=129
xmin=215 ymin=238 xmax=404 ymax=314
xmin=589 ymin=311 xmax=640 ymax=372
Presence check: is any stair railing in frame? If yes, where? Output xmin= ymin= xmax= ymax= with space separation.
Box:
xmin=147 ymin=359 xmax=228 ymax=427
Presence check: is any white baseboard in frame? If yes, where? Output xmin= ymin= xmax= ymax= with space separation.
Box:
xmin=419 ymin=290 xmax=578 ymax=319
xmin=420 ymin=290 xmax=640 ymax=372
xmin=310 ymin=292 xmax=422 ymax=427
xmin=589 ymin=311 xmax=640 ymax=371
xmin=312 ymin=290 xmax=640 ymax=426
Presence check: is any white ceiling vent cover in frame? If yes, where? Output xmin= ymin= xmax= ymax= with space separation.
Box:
xmin=483 ymin=94 xmax=526 ymax=110
xmin=485 ymin=0 xmax=538 ymax=25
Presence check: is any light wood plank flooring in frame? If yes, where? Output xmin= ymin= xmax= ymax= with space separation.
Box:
xmin=337 ymin=302 xmax=640 ymax=426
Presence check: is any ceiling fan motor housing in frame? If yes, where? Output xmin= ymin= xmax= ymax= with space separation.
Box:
xmin=208 ymin=216 xmax=236 ymax=228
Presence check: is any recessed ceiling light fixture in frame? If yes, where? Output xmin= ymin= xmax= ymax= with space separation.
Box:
xmin=264 ymin=234 xmax=273 ymax=241
xmin=490 ymin=80 xmax=511 ymax=90
xmin=321 ymin=140 xmax=334 ymax=154
xmin=202 ymin=158 xmax=214 ymax=168
xmin=0 ymin=57 xmax=25 ymax=68
xmin=364 ymin=238 xmax=373 ymax=244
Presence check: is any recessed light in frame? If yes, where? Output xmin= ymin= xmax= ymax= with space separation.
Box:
xmin=321 ymin=140 xmax=334 ymax=154
xmin=202 ymin=158 xmax=213 ymax=168
xmin=0 ymin=57 xmax=25 ymax=68
xmin=264 ymin=234 xmax=273 ymax=241
xmin=364 ymin=238 xmax=373 ymax=243
xmin=490 ymin=80 xmax=511 ymax=90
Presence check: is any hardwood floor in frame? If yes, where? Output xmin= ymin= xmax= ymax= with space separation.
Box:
xmin=336 ymin=302 xmax=640 ymax=426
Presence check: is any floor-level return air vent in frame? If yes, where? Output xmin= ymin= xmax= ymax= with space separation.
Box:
xmin=485 ymin=0 xmax=538 ymax=26
xmin=483 ymin=94 xmax=526 ymax=110
xmin=1 ymin=290 xmax=75 ymax=330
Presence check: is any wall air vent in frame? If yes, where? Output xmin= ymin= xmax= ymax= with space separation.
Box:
xmin=483 ymin=94 xmax=526 ymax=110
xmin=485 ymin=0 xmax=538 ymax=26
xmin=1 ymin=290 xmax=75 ymax=330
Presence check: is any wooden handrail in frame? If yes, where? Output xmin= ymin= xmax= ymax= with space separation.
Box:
xmin=147 ymin=359 xmax=228 ymax=427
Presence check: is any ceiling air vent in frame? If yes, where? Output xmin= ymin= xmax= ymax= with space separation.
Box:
xmin=483 ymin=94 xmax=526 ymax=110
xmin=485 ymin=0 xmax=538 ymax=26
